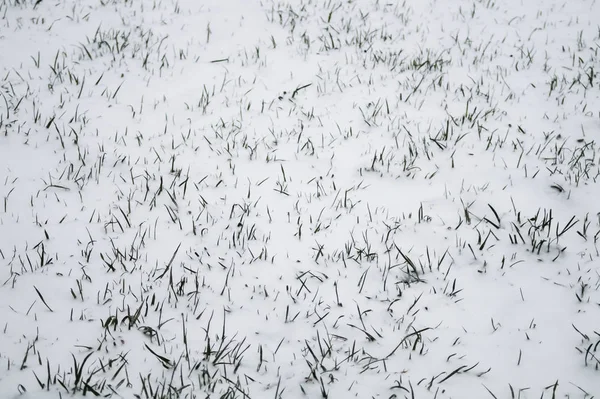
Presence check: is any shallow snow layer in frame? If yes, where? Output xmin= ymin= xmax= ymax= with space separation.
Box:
xmin=1 ymin=0 xmax=599 ymax=398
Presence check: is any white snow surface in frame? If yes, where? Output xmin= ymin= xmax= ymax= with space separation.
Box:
xmin=1 ymin=0 xmax=600 ymax=398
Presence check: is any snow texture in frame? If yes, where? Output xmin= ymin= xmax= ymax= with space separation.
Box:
xmin=1 ymin=0 xmax=599 ymax=398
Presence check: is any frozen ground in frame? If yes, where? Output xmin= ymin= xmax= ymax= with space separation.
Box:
xmin=0 ymin=0 xmax=599 ymax=398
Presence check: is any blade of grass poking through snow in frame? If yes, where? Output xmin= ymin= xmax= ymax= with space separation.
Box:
xmin=482 ymin=384 xmax=499 ymax=399
xmin=143 ymin=343 xmax=172 ymax=369
xmin=154 ymin=243 xmax=181 ymax=280
xmin=487 ymin=204 xmax=501 ymax=227
xmin=33 ymin=286 xmax=53 ymax=312
xmin=385 ymin=328 xmax=431 ymax=359
xmin=291 ymin=83 xmax=312 ymax=99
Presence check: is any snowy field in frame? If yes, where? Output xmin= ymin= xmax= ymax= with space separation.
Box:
xmin=1 ymin=0 xmax=599 ymax=397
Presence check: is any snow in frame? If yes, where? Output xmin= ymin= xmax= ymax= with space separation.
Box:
xmin=1 ymin=0 xmax=599 ymax=398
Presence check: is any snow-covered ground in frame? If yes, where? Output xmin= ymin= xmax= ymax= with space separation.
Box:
xmin=1 ymin=0 xmax=599 ymax=397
